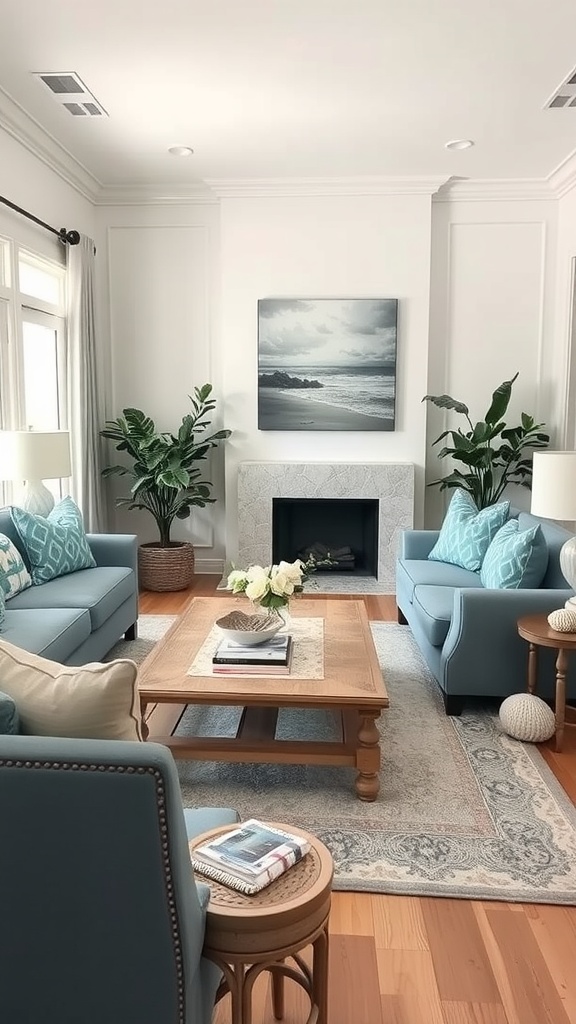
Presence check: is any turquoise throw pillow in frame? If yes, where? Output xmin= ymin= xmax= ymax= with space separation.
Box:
xmin=428 ymin=490 xmax=510 ymax=572
xmin=0 ymin=532 xmax=32 ymax=600
xmin=0 ymin=689 xmax=20 ymax=734
xmin=0 ymin=586 xmax=4 ymax=627
xmin=10 ymin=497 xmax=96 ymax=585
xmin=480 ymin=520 xmax=549 ymax=590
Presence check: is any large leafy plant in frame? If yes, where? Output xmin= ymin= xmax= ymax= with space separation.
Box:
xmin=422 ymin=372 xmax=549 ymax=508
xmin=101 ymin=384 xmax=231 ymax=545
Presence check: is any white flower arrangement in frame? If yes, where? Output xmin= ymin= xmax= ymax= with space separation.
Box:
xmin=226 ymin=553 xmax=334 ymax=611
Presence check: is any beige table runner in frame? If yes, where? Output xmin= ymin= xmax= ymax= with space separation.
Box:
xmin=187 ymin=617 xmax=325 ymax=679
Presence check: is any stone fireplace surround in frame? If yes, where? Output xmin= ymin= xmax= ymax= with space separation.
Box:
xmin=237 ymin=462 xmax=414 ymax=592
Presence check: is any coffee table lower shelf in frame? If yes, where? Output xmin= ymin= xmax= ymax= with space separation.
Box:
xmin=143 ymin=701 xmax=383 ymax=801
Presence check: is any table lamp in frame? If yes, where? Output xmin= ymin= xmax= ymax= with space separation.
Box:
xmin=530 ymin=450 xmax=576 ymax=610
xmin=0 ymin=430 xmax=71 ymax=516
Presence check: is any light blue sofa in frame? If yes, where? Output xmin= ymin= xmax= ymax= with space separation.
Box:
xmin=396 ymin=511 xmax=576 ymax=713
xmin=0 ymin=507 xmax=138 ymax=665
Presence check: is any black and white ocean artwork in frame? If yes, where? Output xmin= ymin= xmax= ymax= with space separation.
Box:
xmin=257 ymin=298 xmax=398 ymax=431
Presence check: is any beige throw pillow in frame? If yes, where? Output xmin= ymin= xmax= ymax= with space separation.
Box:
xmin=0 ymin=638 xmax=143 ymax=740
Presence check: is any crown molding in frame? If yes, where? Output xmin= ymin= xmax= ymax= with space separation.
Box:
xmin=547 ymin=148 xmax=576 ymax=199
xmin=94 ymin=182 xmax=217 ymax=206
xmin=3 ymin=81 xmax=576 ymax=206
xmin=0 ymin=86 xmax=101 ymax=203
xmin=204 ymin=176 xmax=451 ymax=198
xmin=434 ymin=177 xmax=556 ymax=202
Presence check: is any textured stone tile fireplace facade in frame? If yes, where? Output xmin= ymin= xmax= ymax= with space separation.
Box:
xmin=237 ymin=462 xmax=414 ymax=591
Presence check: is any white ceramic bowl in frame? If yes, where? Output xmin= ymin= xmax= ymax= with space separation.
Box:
xmin=215 ymin=610 xmax=283 ymax=646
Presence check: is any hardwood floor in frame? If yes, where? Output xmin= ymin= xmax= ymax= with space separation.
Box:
xmin=140 ymin=576 xmax=576 ymax=1024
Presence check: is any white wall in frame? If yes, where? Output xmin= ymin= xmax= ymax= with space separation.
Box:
xmin=427 ymin=197 xmax=559 ymax=526
xmin=0 ymin=128 xmax=95 ymax=252
xmin=95 ymin=202 xmax=227 ymax=568
xmin=3 ymin=120 xmax=572 ymax=565
xmin=98 ymin=188 xmax=566 ymax=568
xmin=556 ymin=185 xmax=576 ymax=449
xmin=219 ymin=193 xmax=435 ymax=561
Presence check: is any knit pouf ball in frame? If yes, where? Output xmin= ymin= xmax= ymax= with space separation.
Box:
xmin=499 ymin=693 xmax=556 ymax=743
xmin=548 ymin=607 xmax=576 ymax=633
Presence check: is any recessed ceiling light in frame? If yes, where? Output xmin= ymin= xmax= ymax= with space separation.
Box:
xmin=168 ymin=145 xmax=194 ymax=157
xmin=444 ymin=139 xmax=474 ymax=150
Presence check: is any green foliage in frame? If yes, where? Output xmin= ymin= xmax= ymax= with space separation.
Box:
xmin=422 ymin=372 xmax=550 ymax=509
xmin=101 ymin=383 xmax=231 ymax=545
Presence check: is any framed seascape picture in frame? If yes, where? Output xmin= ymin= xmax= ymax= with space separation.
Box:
xmin=257 ymin=298 xmax=398 ymax=431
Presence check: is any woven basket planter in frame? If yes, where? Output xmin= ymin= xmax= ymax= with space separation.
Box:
xmin=138 ymin=542 xmax=195 ymax=592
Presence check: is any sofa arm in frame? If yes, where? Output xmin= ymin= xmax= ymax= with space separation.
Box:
xmin=441 ymin=586 xmax=575 ymax=695
xmin=399 ymin=530 xmax=440 ymax=560
xmin=87 ymin=534 xmax=138 ymax=575
xmin=448 ymin=587 xmax=574 ymax=644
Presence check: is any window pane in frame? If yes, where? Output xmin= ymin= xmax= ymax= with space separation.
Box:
xmin=22 ymin=321 xmax=60 ymax=430
xmin=0 ymin=299 xmax=10 ymax=427
xmin=19 ymin=257 xmax=62 ymax=304
xmin=0 ymin=238 xmax=10 ymax=287
xmin=0 ymin=300 xmax=10 ymax=506
xmin=22 ymin=320 xmax=64 ymax=503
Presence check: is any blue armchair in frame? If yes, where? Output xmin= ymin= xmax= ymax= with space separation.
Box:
xmin=0 ymin=735 xmax=239 ymax=1024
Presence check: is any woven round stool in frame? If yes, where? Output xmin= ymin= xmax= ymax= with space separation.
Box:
xmin=189 ymin=822 xmax=333 ymax=1024
xmin=499 ymin=692 xmax=556 ymax=742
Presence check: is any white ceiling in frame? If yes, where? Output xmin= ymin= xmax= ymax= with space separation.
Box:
xmin=2 ymin=0 xmax=576 ymax=196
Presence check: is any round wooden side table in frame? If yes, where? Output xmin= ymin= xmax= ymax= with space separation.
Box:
xmin=189 ymin=822 xmax=334 ymax=1024
xmin=517 ymin=613 xmax=576 ymax=751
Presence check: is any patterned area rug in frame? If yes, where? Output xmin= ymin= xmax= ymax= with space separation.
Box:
xmin=107 ymin=615 xmax=576 ymax=903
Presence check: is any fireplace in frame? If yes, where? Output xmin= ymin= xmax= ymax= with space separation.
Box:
xmin=236 ymin=462 xmax=414 ymax=591
xmin=272 ymin=497 xmax=379 ymax=576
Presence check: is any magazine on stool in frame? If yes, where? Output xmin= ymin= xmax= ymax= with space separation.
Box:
xmin=190 ymin=818 xmax=311 ymax=895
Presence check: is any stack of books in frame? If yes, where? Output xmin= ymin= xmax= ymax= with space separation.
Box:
xmin=190 ymin=818 xmax=310 ymax=894
xmin=212 ymin=633 xmax=293 ymax=675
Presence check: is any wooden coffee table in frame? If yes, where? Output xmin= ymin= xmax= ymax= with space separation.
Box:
xmin=138 ymin=596 xmax=389 ymax=800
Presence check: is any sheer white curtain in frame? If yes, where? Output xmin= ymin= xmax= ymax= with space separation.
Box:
xmin=66 ymin=235 xmax=106 ymax=531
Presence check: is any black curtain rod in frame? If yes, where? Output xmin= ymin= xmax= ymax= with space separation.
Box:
xmin=0 ymin=195 xmax=80 ymax=245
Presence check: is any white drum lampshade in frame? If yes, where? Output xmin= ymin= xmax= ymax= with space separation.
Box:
xmin=531 ymin=451 xmax=576 ymax=610
xmin=0 ymin=430 xmax=72 ymax=516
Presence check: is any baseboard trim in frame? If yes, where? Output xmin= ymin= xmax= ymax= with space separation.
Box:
xmin=195 ymin=558 xmax=226 ymax=575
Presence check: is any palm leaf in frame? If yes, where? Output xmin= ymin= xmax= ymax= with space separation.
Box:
xmin=423 ymin=394 xmax=469 ymax=415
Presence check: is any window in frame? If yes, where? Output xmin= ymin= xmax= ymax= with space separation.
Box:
xmin=21 ymin=312 xmax=66 ymax=431
xmin=0 ymin=240 xmax=67 ymax=505
xmin=19 ymin=253 xmax=63 ymax=306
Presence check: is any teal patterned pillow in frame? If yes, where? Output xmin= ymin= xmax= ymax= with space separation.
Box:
xmin=428 ymin=490 xmax=510 ymax=571
xmin=0 ymin=689 xmax=19 ymax=734
xmin=0 ymin=586 xmax=4 ymax=627
xmin=10 ymin=497 xmax=96 ymax=585
xmin=0 ymin=532 xmax=31 ymax=600
xmin=480 ymin=520 xmax=548 ymax=590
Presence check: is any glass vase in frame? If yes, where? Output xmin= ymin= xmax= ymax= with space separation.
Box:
xmin=250 ymin=600 xmax=291 ymax=629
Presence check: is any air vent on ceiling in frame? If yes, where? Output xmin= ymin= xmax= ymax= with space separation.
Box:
xmin=32 ymin=71 xmax=108 ymax=117
xmin=545 ymin=66 xmax=576 ymax=109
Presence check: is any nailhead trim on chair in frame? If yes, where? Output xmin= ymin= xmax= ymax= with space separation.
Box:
xmin=0 ymin=758 xmax=186 ymax=1024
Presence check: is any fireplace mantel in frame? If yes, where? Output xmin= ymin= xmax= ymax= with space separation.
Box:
xmin=237 ymin=461 xmax=414 ymax=591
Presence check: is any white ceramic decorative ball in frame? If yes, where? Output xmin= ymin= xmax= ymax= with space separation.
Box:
xmin=499 ymin=693 xmax=556 ymax=743
xmin=547 ymin=607 xmax=576 ymax=633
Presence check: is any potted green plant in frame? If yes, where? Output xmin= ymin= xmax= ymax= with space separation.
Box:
xmin=422 ymin=372 xmax=550 ymax=508
xmin=101 ymin=383 xmax=231 ymax=591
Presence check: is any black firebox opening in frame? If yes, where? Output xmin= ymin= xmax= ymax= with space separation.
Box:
xmin=272 ymin=497 xmax=379 ymax=577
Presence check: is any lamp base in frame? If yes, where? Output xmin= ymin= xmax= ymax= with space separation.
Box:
xmin=560 ymin=536 xmax=576 ymax=607
xmin=17 ymin=480 xmax=55 ymax=517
